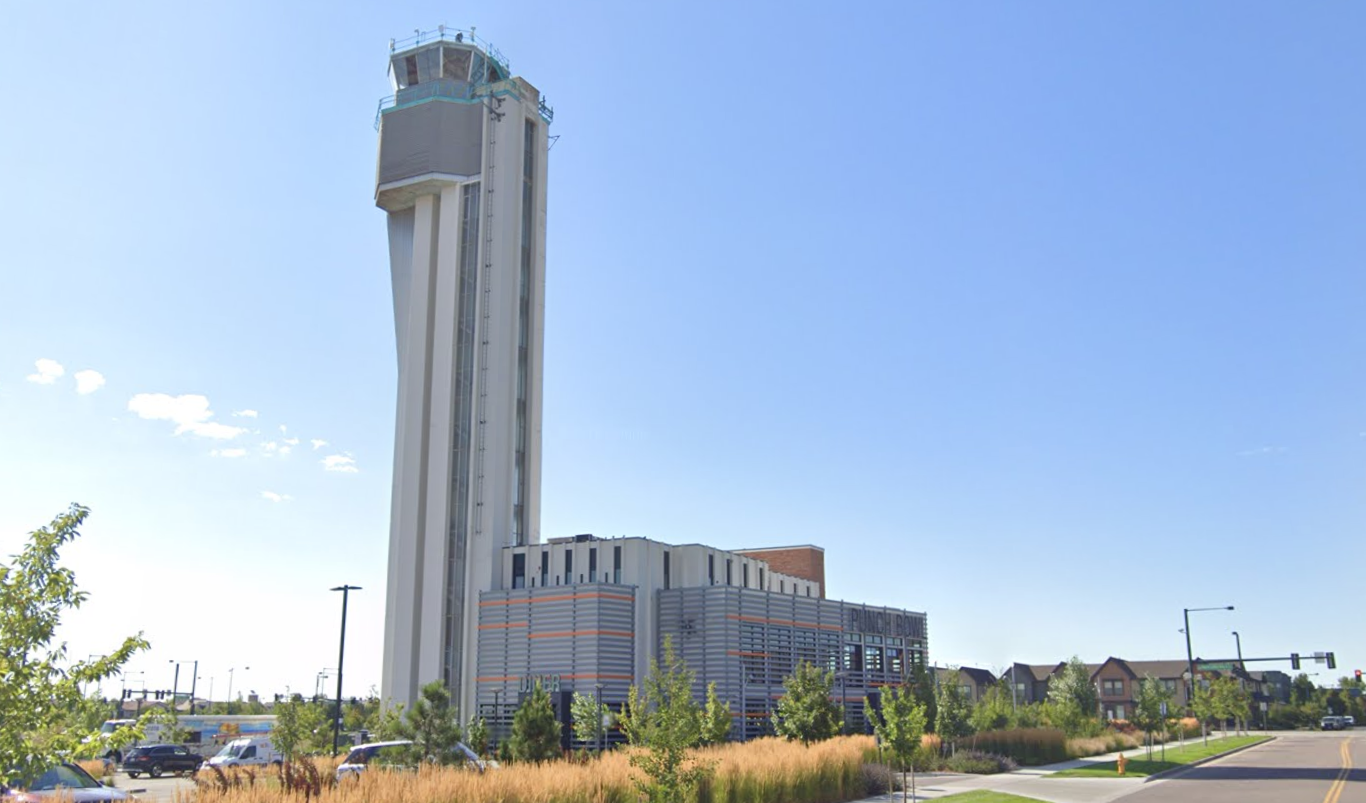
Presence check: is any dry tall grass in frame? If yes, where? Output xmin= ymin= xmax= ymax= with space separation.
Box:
xmin=185 ymin=736 xmax=876 ymax=803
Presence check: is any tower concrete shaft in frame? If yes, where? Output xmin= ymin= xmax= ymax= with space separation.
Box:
xmin=375 ymin=28 xmax=549 ymax=718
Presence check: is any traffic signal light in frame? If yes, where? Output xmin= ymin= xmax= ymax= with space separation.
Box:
xmin=1355 ymin=669 xmax=1362 ymax=682
xmin=1327 ymin=652 xmax=1336 ymax=670
xmin=1291 ymin=653 xmax=1300 ymax=670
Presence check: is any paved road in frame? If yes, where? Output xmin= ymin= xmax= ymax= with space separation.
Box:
xmin=855 ymin=731 xmax=1360 ymax=803
xmin=1124 ymin=731 xmax=1361 ymax=803
xmin=112 ymin=772 xmax=195 ymax=802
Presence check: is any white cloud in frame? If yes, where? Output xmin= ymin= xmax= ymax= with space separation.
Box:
xmin=284 ymin=437 xmax=300 ymax=446
xmin=1237 ymin=446 xmax=1287 ymax=457
xmin=262 ymin=441 xmax=279 ymax=452
xmin=212 ymin=448 xmax=248 ymax=458
xmin=26 ymin=359 xmax=65 ymax=385
xmin=279 ymin=424 xmax=288 ymax=435
xmin=260 ymin=491 xmax=292 ymax=503
xmin=128 ymin=393 xmax=247 ymax=440
xmin=279 ymin=446 xmax=292 ymax=456
xmin=233 ymin=409 xmax=259 ymax=418
xmin=311 ymin=439 xmax=328 ymax=450
xmin=73 ymin=369 xmax=106 ymax=394
xmin=321 ymin=454 xmax=359 ymax=473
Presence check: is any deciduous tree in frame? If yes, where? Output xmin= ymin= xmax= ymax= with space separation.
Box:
xmin=571 ymin=691 xmax=609 ymax=749
xmin=935 ymin=674 xmax=974 ymax=749
xmin=867 ymin=685 xmax=927 ymax=803
xmin=0 ymin=505 xmax=149 ymax=787
xmin=1046 ymin=657 xmax=1099 ymax=737
xmin=1131 ymin=675 xmax=1173 ymax=758
xmin=700 ymin=682 xmax=732 ymax=745
xmin=772 ymin=660 xmax=842 ymax=745
xmin=621 ymin=636 xmax=710 ymax=803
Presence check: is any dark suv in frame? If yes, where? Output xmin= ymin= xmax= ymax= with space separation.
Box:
xmin=120 ymin=745 xmax=204 ymax=778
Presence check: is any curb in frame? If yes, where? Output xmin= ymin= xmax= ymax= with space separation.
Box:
xmin=1140 ymin=735 xmax=1275 ymax=783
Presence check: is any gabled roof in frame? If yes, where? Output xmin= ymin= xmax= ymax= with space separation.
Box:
xmin=1093 ymin=657 xmax=1138 ymax=680
xmin=1122 ymin=660 xmax=1192 ymax=679
xmin=959 ymin=666 xmax=997 ymax=686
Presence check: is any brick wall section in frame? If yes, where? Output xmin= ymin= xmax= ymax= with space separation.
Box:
xmin=734 ymin=546 xmax=825 ymax=598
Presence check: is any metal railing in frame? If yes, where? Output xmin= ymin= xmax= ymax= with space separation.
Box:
xmin=388 ymin=25 xmax=509 ymax=77
xmin=375 ymin=26 xmax=554 ymax=128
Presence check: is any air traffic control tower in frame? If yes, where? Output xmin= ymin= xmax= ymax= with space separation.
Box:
xmin=376 ymin=27 xmax=551 ymax=717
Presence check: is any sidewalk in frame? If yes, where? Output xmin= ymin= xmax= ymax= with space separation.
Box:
xmin=850 ymin=736 xmax=1262 ymax=803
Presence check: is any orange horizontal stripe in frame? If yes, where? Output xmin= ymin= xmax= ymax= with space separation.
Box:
xmin=726 ymin=614 xmax=842 ymax=631
xmin=480 ymin=592 xmax=634 ymax=607
xmin=477 ymin=622 xmax=528 ymax=630
xmin=529 ymin=629 xmax=634 ymax=639
xmin=475 ymin=676 xmax=518 ymax=683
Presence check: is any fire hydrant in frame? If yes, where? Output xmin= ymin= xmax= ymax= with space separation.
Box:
xmin=1116 ymin=754 xmax=1128 ymax=776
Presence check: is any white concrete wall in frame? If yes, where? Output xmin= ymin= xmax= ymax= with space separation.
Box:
xmin=379 ymin=69 xmax=549 ymax=721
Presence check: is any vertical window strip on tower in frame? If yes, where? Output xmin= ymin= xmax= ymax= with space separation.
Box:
xmin=442 ymin=180 xmax=481 ymax=686
xmin=512 ymin=119 xmax=536 ymax=546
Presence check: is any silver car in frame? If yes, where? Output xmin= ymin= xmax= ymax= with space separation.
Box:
xmin=335 ymin=740 xmax=486 ymax=782
xmin=2 ymin=763 xmax=140 ymax=802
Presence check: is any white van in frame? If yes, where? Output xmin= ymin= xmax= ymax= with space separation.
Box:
xmin=208 ymin=736 xmax=284 ymax=768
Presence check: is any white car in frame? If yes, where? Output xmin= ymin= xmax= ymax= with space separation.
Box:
xmin=2 ymin=763 xmax=141 ymax=803
xmin=335 ymin=740 xmax=485 ymax=782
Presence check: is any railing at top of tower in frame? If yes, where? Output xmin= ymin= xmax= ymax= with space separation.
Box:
xmin=390 ymin=25 xmax=509 ymax=75
xmin=376 ymin=26 xmax=554 ymax=130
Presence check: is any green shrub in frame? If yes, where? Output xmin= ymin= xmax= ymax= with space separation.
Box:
xmin=963 ymin=728 xmax=1067 ymax=766
xmin=941 ymin=749 xmax=1018 ymax=775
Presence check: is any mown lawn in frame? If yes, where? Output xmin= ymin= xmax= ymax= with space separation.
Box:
xmin=1050 ymin=735 xmax=1269 ymax=778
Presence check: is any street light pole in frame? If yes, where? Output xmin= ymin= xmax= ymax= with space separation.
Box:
xmin=1183 ymin=605 xmax=1234 ymax=709
xmin=331 ymin=584 xmax=362 ymax=756
xmin=1232 ymin=631 xmax=1243 ymax=669
xmin=169 ymin=661 xmax=181 ymax=713
xmin=188 ymin=661 xmax=199 ymax=715
xmin=594 ymin=683 xmax=604 ymax=753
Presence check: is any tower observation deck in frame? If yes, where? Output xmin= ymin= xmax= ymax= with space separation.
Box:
xmin=376 ymin=26 xmax=551 ymax=718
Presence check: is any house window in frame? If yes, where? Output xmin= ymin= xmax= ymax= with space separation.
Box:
xmin=780 ymin=580 xmax=785 ymax=594
xmin=743 ymin=564 xmax=750 ymax=587
xmin=613 ymin=545 xmax=622 ymax=583
xmin=1102 ymin=680 xmax=1125 ymax=696
xmin=540 ymin=551 xmax=548 ymax=587
xmin=1161 ymin=679 xmax=1177 ymax=693
xmin=663 ymin=551 xmax=671 ymax=590
xmin=589 ymin=548 xmax=598 ymax=582
xmin=726 ymin=559 xmax=733 ymax=585
xmin=512 ymin=553 xmax=526 ymax=589
xmin=564 ymin=551 xmax=573 ymax=584
xmin=709 ymin=555 xmax=715 ymax=585
xmin=759 ymin=568 xmax=765 ymax=590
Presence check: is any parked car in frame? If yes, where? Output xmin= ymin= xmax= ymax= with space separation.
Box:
xmin=1 ymin=762 xmax=140 ymax=802
xmin=1345 ymin=716 xmax=1356 ymax=728
xmin=335 ymin=740 xmax=486 ymax=782
xmin=1321 ymin=715 xmax=1346 ymax=731
xmin=120 ymin=745 xmax=204 ymax=778
xmin=208 ymin=737 xmax=283 ymax=768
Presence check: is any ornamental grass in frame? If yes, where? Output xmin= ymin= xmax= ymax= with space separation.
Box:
xmin=183 ymin=736 xmax=875 ymax=803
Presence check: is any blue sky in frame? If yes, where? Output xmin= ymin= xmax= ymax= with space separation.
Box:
xmin=1 ymin=0 xmax=1363 ymax=701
